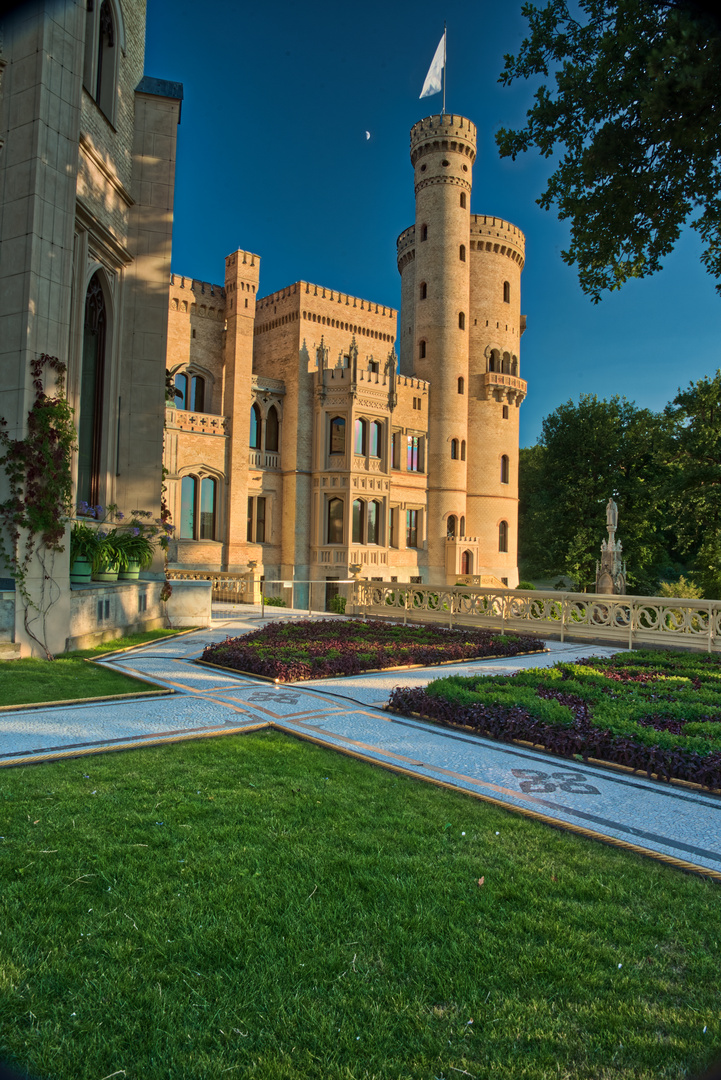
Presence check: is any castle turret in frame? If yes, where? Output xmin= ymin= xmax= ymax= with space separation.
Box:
xmin=397 ymin=114 xmax=527 ymax=586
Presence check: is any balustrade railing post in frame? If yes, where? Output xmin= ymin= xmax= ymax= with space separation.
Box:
xmin=560 ymin=597 xmax=566 ymax=643
xmin=629 ymin=600 xmax=634 ymax=650
xmin=709 ymin=601 xmax=714 ymax=653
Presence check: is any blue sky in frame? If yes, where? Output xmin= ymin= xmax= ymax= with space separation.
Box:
xmin=145 ymin=0 xmax=720 ymax=446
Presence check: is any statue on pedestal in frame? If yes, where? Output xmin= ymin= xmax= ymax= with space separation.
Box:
xmin=595 ymin=498 xmax=627 ymax=594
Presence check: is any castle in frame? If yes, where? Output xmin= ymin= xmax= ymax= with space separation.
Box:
xmin=165 ymin=114 xmax=527 ymax=597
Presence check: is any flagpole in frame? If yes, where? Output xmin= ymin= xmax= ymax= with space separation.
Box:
xmin=442 ymin=22 xmax=446 ymax=115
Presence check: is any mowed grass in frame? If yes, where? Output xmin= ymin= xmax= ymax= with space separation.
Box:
xmin=0 ymin=629 xmax=192 ymax=707
xmin=1 ymin=732 xmax=719 ymax=1080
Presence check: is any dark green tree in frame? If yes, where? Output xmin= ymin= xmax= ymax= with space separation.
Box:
xmin=519 ymin=395 xmax=671 ymax=591
xmin=496 ymin=0 xmax=721 ymax=300
xmin=664 ymin=370 xmax=721 ymax=597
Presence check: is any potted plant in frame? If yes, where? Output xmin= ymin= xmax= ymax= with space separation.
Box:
xmin=92 ymin=530 xmax=125 ymax=582
xmin=69 ymin=521 xmax=100 ymax=585
xmin=115 ymin=527 xmax=156 ymax=580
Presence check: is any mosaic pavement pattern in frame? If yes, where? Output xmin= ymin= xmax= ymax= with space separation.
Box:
xmin=2 ymin=620 xmax=720 ymax=879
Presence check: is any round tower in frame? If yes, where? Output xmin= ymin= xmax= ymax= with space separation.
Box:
xmin=403 ymin=113 xmax=477 ymax=584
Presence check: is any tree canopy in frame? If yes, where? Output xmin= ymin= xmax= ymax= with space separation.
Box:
xmin=496 ymin=0 xmax=721 ymax=301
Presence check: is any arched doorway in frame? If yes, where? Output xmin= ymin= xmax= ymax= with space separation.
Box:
xmin=461 ymin=550 xmax=473 ymax=575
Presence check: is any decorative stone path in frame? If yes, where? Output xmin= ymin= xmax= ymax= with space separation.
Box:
xmin=2 ymin=608 xmax=720 ymax=881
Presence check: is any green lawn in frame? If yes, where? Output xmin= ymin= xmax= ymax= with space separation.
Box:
xmin=0 ymin=730 xmax=718 ymax=1080
xmin=0 ymin=629 xmax=192 ymax=708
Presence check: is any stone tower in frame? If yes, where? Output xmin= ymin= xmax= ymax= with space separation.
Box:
xmin=397 ymin=113 xmax=527 ymax=586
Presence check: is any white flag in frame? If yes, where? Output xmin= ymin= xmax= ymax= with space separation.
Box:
xmin=420 ymin=32 xmax=445 ymax=99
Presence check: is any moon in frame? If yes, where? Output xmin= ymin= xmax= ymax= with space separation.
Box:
xmin=365 ymin=131 xmax=370 ymax=140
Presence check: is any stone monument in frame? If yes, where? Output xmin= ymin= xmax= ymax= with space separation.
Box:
xmin=595 ymin=498 xmax=627 ymax=594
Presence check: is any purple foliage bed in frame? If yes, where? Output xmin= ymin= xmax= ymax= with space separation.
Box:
xmin=200 ymin=619 xmax=545 ymax=682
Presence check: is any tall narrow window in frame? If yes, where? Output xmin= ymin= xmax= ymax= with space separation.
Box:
xmin=174 ymin=372 xmax=188 ymax=409
xmin=457 ymin=376 xmax=464 ymax=394
xmin=329 ymin=416 xmax=345 ymax=454
xmin=255 ymin=496 xmax=266 ymax=543
xmin=370 ymin=420 xmax=382 ymax=458
xmin=418 ymin=340 xmax=426 ymax=359
xmin=461 ymin=440 xmax=466 ymax=461
xmin=459 ymin=245 xmax=466 ymax=262
xmin=190 ymin=375 xmax=205 ymax=412
xmin=503 ymin=405 xmax=509 ymax=419
xmin=459 ymin=516 xmax=465 ymax=536
xmin=266 ymin=406 xmax=279 ymax=452
xmin=199 ymin=478 xmax=216 ymax=540
xmin=451 ymin=439 xmax=458 ymax=460
xmin=407 ymin=436 xmax=420 ymax=472
xmin=247 ymin=497 xmax=254 ymax=542
xmin=419 ymin=281 xmax=427 ymax=300
xmin=180 ymin=476 xmax=196 ymax=540
xmin=447 ymin=515 xmax=457 ymax=538
xmin=391 ymin=431 xmax=400 ymax=469
xmin=352 ymin=499 xmax=365 ymax=544
xmin=499 ymin=520 xmax=509 ymax=553
xmin=501 ymin=455 xmax=510 ymax=484
xmin=406 ymin=509 xmax=419 ymax=549
xmin=250 ymin=403 xmax=261 ymax=449
xmin=368 ymin=501 xmax=380 ymax=544
xmin=389 ymin=506 xmax=397 ymax=547
xmin=503 ymin=281 xmax=510 ymax=303
xmin=354 ymin=418 xmax=367 ymax=455
xmin=77 ymin=273 xmax=107 ymax=506
xmin=328 ymin=498 xmax=343 ymax=544
xmin=420 ymin=224 xmax=428 ymax=241
xmin=96 ymin=0 xmax=116 ymax=119
xmin=460 ymin=192 xmax=467 ymax=208
xmin=458 ymin=312 xmax=465 ymax=330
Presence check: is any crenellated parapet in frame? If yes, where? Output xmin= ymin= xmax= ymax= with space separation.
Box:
xmin=470 ymin=215 xmax=525 ymax=268
xmin=410 ymin=113 xmax=477 ymax=166
xmin=396 ymin=224 xmax=416 ymax=273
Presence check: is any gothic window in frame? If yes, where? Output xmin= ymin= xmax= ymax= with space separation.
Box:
xmin=92 ymin=0 xmax=117 ymax=120
xmin=499 ymin=520 xmax=509 ymax=553
xmin=458 ymin=312 xmax=465 ymax=330
xmin=77 ymin=273 xmax=107 ymax=507
xmin=460 ymin=516 xmax=465 ymax=536
xmin=503 ymin=281 xmax=510 ymax=303
xmin=329 ymin=416 xmax=345 ymax=455
xmin=352 ymin=499 xmax=365 ymax=544
xmin=461 ymin=550 xmax=473 ymax=575
xmin=407 ymin=435 xmax=421 ymax=472
xmin=370 ymin=420 xmax=382 ymax=458
xmin=367 ymin=501 xmax=380 ymax=544
xmin=266 ymin=405 xmax=279 ymax=452
xmin=502 ymin=352 xmax=511 ymax=374
xmin=459 ymin=244 xmax=466 ymax=262
xmin=181 ymin=475 xmax=217 ymax=540
xmin=250 ymin=403 xmax=262 ymax=449
xmin=190 ymin=375 xmax=205 ymax=412
xmin=451 ymin=439 xmax=458 ymax=460
xmin=501 ymin=455 xmax=510 ymax=484
xmin=199 ymin=478 xmax=216 ymax=539
xmin=418 ymin=339 xmax=426 ymax=359
xmin=327 ymin=498 xmax=343 ymax=544
xmin=460 ymin=192 xmax=466 ymax=208
xmin=173 ymin=373 xmax=187 ymax=409
xmin=461 ymin=440 xmax=466 ymax=461
xmin=419 ymin=281 xmax=427 ymax=300
xmin=447 ymin=514 xmax=457 ymax=538
xmin=354 ymin=418 xmax=367 ymax=455
xmin=180 ymin=476 xmax=196 ymax=540
xmin=457 ymin=376 xmax=464 ymax=394
xmin=391 ymin=431 xmax=400 ymax=469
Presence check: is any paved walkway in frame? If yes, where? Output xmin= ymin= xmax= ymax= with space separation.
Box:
xmin=2 ymin=607 xmax=720 ymax=882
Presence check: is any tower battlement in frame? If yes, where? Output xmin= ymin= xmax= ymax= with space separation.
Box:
xmin=410 ymin=113 xmax=477 ymax=165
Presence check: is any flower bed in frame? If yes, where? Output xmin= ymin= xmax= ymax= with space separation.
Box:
xmin=388 ymin=649 xmax=721 ymax=789
xmin=201 ymin=619 xmax=545 ymax=682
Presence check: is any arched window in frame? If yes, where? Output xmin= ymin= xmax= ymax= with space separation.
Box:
xmin=459 ymin=244 xmax=466 ymax=262
xmin=459 ymin=516 xmax=465 ymax=536
xmin=368 ymin=501 xmax=380 ymax=544
xmin=418 ymin=339 xmax=426 ymax=359
xmin=461 ymin=440 xmax=466 ymax=461
xmin=419 ymin=282 xmax=427 ymax=300
xmin=447 ymin=514 xmax=457 ymax=538
xmin=457 ymin=376 xmax=464 ymax=394
xmin=327 ymin=498 xmax=343 ymax=544
xmin=174 ymin=372 xmax=188 ymax=409
xmin=266 ymin=405 xmax=279 ymax=452
xmin=77 ymin=273 xmax=107 ymax=506
xmin=458 ymin=312 xmax=465 ymax=330
xmin=489 ymin=350 xmax=499 ymax=373
xmin=190 ymin=375 xmax=205 ymax=412
xmin=503 ymin=281 xmax=510 ymax=303
xmin=461 ymin=550 xmax=473 ymax=575
xmin=451 ymin=439 xmax=459 ymax=460
xmin=501 ymin=455 xmax=510 ymax=484
xmin=370 ymin=420 xmax=382 ymax=458
xmin=354 ymin=418 xmax=367 ymax=455
xmin=199 ymin=478 xmax=216 ymax=540
xmin=460 ymin=192 xmax=467 ymax=208
xmin=499 ymin=520 xmax=509 ymax=553
xmin=511 ymin=357 xmax=518 ymax=376
xmin=420 ymin=224 xmax=428 ymax=241
xmin=502 ymin=353 xmax=511 ymax=375
xmin=352 ymin=499 xmax=365 ymax=544
xmin=329 ymin=416 xmax=345 ymax=454
xmin=96 ymin=0 xmax=116 ymax=120
xmin=180 ymin=476 xmax=196 ymax=540
xmin=250 ymin=404 xmax=262 ymax=449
